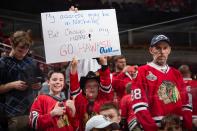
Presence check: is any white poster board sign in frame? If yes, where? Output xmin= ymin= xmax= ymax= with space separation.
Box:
xmin=41 ymin=9 xmax=121 ymax=64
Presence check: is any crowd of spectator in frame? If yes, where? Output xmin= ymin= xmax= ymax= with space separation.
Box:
xmin=0 ymin=5 xmax=196 ymax=131
xmin=0 ymin=28 xmax=196 ymax=131
xmin=99 ymin=0 xmax=193 ymax=13
xmin=145 ymin=0 xmax=193 ymax=13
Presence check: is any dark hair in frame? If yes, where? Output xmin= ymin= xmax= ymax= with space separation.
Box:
xmin=11 ymin=30 xmax=33 ymax=48
xmin=47 ymin=69 xmax=65 ymax=80
xmin=99 ymin=102 xmax=120 ymax=116
xmin=178 ymin=65 xmax=191 ymax=76
xmin=160 ymin=114 xmax=182 ymax=130
xmin=113 ymin=55 xmax=126 ymax=63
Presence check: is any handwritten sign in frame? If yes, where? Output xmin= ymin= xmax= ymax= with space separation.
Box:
xmin=41 ymin=9 xmax=121 ymax=64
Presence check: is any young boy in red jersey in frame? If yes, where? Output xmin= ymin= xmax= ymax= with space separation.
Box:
xmin=29 ymin=70 xmax=78 ymax=131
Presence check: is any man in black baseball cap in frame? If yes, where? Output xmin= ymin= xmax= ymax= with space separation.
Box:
xmin=131 ymin=34 xmax=192 ymax=131
xmin=150 ymin=34 xmax=170 ymax=47
xmin=149 ymin=34 xmax=171 ymax=66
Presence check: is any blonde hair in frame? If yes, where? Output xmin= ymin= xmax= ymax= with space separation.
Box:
xmin=11 ymin=30 xmax=33 ymax=48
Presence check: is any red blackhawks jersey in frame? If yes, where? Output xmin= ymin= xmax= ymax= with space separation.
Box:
xmin=112 ymin=72 xmax=132 ymax=102
xmin=120 ymin=94 xmax=137 ymax=130
xmin=183 ymin=78 xmax=197 ymax=119
xmin=131 ymin=62 xmax=192 ymax=131
xmin=70 ymin=67 xmax=113 ymax=131
xmin=29 ymin=95 xmax=78 ymax=131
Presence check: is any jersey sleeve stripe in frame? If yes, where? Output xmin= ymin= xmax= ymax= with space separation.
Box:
xmin=31 ymin=111 xmax=39 ymax=130
xmin=70 ymin=87 xmax=81 ymax=96
xmin=33 ymin=116 xmax=38 ymax=130
xmin=182 ymin=104 xmax=192 ymax=111
xmin=133 ymin=106 xmax=147 ymax=114
xmin=182 ymin=104 xmax=192 ymax=109
xmin=100 ymin=84 xmax=112 ymax=93
xmin=132 ymin=102 xmax=148 ymax=113
xmin=128 ymin=119 xmax=137 ymax=130
xmin=193 ymin=115 xmax=197 ymax=119
xmin=132 ymin=102 xmax=148 ymax=109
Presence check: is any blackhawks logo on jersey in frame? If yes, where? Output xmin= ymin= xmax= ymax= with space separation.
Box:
xmin=158 ymin=81 xmax=180 ymax=104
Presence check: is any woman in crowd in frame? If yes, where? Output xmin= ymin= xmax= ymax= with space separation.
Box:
xmin=29 ymin=69 xmax=78 ymax=131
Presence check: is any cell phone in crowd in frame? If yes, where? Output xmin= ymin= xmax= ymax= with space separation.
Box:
xmin=25 ymin=76 xmax=43 ymax=87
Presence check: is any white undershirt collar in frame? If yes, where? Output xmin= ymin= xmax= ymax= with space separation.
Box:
xmin=183 ymin=78 xmax=192 ymax=81
xmin=147 ymin=62 xmax=170 ymax=73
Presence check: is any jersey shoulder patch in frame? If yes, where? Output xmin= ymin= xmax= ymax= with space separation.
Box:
xmin=146 ymin=71 xmax=157 ymax=81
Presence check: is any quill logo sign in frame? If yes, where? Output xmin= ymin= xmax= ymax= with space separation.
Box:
xmin=100 ymin=47 xmax=119 ymax=54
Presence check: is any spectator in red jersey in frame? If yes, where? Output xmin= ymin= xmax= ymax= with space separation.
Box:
xmin=29 ymin=69 xmax=78 ymax=131
xmin=120 ymin=83 xmax=141 ymax=131
xmin=131 ymin=34 xmax=192 ymax=131
xmin=70 ymin=57 xmax=113 ymax=131
xmin=112 ymin=56 xmax=138 ymax=104
xmin=113 ymin=55 xmax=127 ymax=73
xmin=112 ymin=55 xmax=127 ymax=103
xmin=179 ymin=65 xmax=197 ymax=130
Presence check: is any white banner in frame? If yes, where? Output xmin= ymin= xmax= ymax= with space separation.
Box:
xmin=41 ymin=9 xmax=121 ymax=64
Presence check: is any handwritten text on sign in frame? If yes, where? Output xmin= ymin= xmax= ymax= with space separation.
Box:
xmin=41 ymin=9 xmax=121 ymax=64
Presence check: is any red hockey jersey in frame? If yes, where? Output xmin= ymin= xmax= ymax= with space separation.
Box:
xmin=112 ymin=72 xmax=132 ymax=102
xmin=70 ymin=67 xmax=114 ymax=131
xmin=29 ymin=95 xmax=78 ymax=131
xmin=120 ymin=94 xmax=137 ymax=130
xmin=183 ymin=78 xmax=197 ymax=118
xmin=131 ymin=62 xmax=192 ymax=131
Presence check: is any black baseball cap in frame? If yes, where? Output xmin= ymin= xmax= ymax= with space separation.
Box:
xmin=150 ymin=34 xmax=170 ymax=47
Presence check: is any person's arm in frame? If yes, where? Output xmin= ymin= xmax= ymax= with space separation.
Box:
xmin=98 ymin=56 xmax=112 ymax=93
xmin=0 ymin=81 xmax=28 ymax=94
xmin=120 ymin=95 xmax=139 ymax=130
xmin=119 ymin=95 xmax=129 ymax=130
xmin=29 ymin=96 xmax=56 ymax=130
xmin=0 ymin=83 xmax=13 ymax=93
xmin=127 ymin=97 xmax=139 ymax=131
xmin=131 ymin=67 xmax=158 ymax=131
xmin=112 ymin=72 xmax=126 ymax=91
xmin=70 ymin=58 xmax=81 ymax=97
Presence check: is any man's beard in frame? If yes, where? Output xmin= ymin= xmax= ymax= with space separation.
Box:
xmin=156 ymin=58 xmax=167 ymax=66
xmin=117 ymin=65 xmax=125 ymax=71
